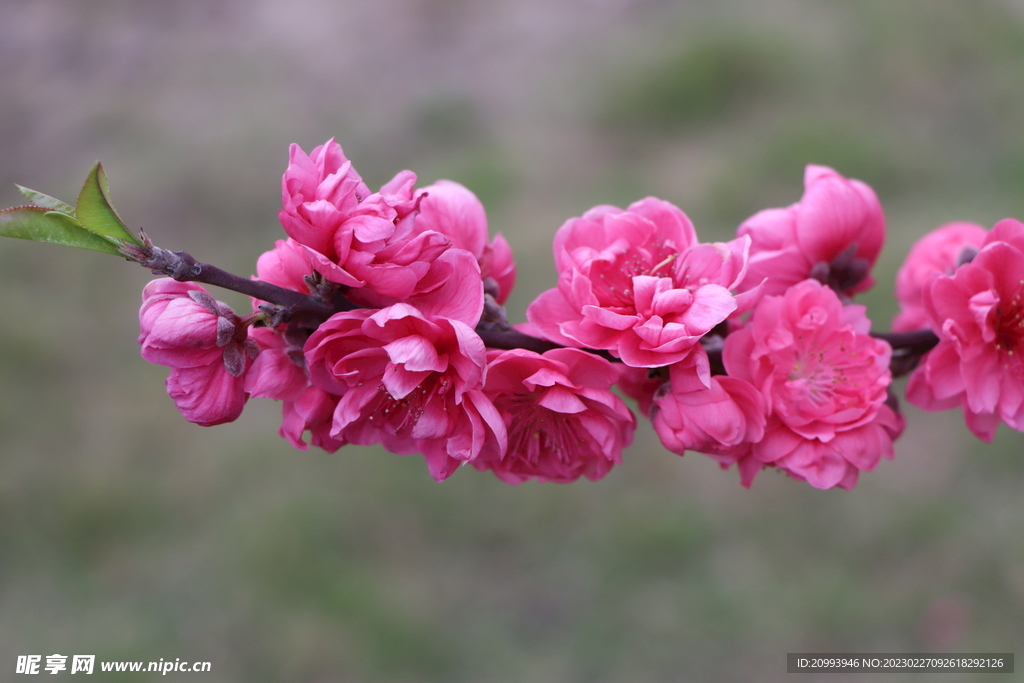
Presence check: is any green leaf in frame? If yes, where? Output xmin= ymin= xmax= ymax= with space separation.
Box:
xmin=75 ymin=163 xmax=141 ymax=246
xmin=0 ymin=206 xmax=123 ymax=255
xmin=16 ymin=185 xmax=76 ymax=216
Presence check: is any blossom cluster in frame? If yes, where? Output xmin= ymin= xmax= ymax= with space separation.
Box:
xmin=139 ymin=139 xmax=633 ymax=483
xmin=135 ymin=141 xmax=1024 ymax=490
xmin=524 ymin=165 xmax=903 ymax=489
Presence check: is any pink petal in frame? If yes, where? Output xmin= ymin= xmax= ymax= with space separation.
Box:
xmin=537 ymin=386 xmax=588 ymax=414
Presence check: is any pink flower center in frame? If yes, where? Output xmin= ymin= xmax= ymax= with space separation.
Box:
xmin=504 ymin=396 xmax=588 ymax=465
xmin=995 ymin=287 xmax=1024 ymax=358
xmin=365 ymin=375 xmax=453 ymax=433
xmin=775 ymin=332 xmax=883 ymax=423
xmin=590 ymin=242 xmax=677 ymax=307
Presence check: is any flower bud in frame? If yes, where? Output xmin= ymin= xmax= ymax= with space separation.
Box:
xmin=139 ymin=279 xmax=254 ymax=426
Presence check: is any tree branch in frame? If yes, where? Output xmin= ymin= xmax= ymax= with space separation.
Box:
xmin=871 ymin=329 xmax=940 ymax=353
xmin=128 ymin=242 xmax=340 ymax=318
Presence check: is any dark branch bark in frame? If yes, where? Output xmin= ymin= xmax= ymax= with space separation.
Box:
xmin=475 ymin=326 xmax=618 ymax=361
xmin=872 ymin=330 xmax=940 ymax=378
xmin=475 ymin=327 xmax=560 ymax=353
xmin=133 ymin=244 xmax=338 ymax=318
xmin=871 ymin=329 xmax=940 ymax=353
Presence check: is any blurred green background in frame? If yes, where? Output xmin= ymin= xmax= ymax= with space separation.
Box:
xmin=2 ymin=1 xmax=1024 ymax=681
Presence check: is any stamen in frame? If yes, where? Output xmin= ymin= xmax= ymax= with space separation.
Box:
xmin=650 ymin=253 xmax=677 ymax=275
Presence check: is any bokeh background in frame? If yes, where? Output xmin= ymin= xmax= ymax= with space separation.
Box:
xmin=2 ymin=1 xmax=1024 ymax=681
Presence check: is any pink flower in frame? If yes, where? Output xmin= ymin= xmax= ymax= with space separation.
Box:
xmin=139 ymin=279 xmax=257 ymax=426
xmin=414 ymin=180 xmax=517 ymax=304
xmin=471 ymin=348 xmax=635 ymax=484
xmin=527 ymin=197 xmax=755 ymax=369
xmin=737 ymin=165 xmax=885 ymax=297
xmin=279 ymin=140 xmax=453 ymax=297
xmin=906 ymin=219 xmax=1024 ymax=440
xmin=254 ymin=238 xmax=317 ymax=295
xmin=722 ymin=279 xmax=900 ymax=489
xmin=304 ymin=304 xmax=506 ymax=481
xmin=652 ymin=365 xmax=766 ymax=461
xmin=279 ymin=138 xmax=371 ymax=258
xmin=893 ymin=222 xmax=988 ymax=332
xmin=277 ymin=140 xmax=514 ymax=310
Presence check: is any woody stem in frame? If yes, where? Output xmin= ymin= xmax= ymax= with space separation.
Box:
xmin=871 ymin=329 xmax=940 ymax=353
xmin=132 ymin=244 xmax=346 ymax=318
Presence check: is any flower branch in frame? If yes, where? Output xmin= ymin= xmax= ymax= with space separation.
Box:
xmin=5 ymin=141 xmax=1024 ymax=492
xmin=124 ymin=233 xmax=948 ymax=379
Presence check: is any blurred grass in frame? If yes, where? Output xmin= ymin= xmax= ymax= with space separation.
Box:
xmin=3 ymin=1 xmax=1024 ymax=681
xmin=597 ymin=32 xmax=796 ymax=134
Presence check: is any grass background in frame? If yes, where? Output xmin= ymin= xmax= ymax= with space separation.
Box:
xmin=2 ymin=1 xmax=1024 ymax=681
